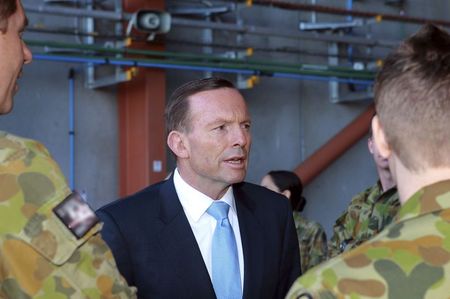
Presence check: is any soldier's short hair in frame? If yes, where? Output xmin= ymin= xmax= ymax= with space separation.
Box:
xmin=374 ymin=24 xmax=450 ymax=171
xmin=0 ymin=0 xmax=17 ymax=31
xmin=165 ymin=77 xmax=235 ymax=135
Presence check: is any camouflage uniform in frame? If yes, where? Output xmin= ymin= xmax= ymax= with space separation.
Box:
xmin=0 ymin=131 xmax=136 ymax=298
xmin=328 ymin=182 xmax=400 ymax=258
xmin=286 ymin=180 xmax=450 ymax=299
xmin=293 ymin=211 xmax=327 ymax=273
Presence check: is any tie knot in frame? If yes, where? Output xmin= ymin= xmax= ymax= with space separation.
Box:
xmin=207 ymin=201 xmax=230 ymax=221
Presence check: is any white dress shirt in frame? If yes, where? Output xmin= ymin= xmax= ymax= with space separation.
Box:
xmin=173 ymin=169 xmax=244 ymax=290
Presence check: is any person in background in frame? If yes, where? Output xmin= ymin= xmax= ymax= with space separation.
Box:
xmin=286 ymin=23 xmax=450 ymax=298
xmin=0 ymin=0 xmax=136 ymax=297
xmin=261 ymin=170 xmax=327 ymax=273
xmin=328 ymin=132 xmax=400 ymax=258
xmin=97 ymin=77 xmax=301 ymax=299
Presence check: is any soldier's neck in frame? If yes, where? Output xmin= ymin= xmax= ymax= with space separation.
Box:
xmin=377 ymin=166 xmax=395 ymax=192
xmin=393 ymin=159 xmax=450 ymax=204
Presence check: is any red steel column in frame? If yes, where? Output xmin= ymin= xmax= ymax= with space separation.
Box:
xmin=119 ymin=0 xmax=166 ymax=197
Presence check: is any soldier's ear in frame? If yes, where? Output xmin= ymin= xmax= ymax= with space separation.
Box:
xmin=167 ymin=130 xmax=189 ymax=159
xmin=372 ymin=115 xmax=391 ymax=159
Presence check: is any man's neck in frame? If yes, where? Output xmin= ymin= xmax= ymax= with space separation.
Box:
xmin=395 ymin=164 xmax=450 ymax=204
xmin=176 ymin=167 xmax=231 ymax=200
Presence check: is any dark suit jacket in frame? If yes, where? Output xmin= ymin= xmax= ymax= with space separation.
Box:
xmin=97 ymin=178 xmax=301 ymax=299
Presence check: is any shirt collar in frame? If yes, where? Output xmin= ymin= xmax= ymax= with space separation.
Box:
xmin=173 ymin=168 xmax=237 ymax=222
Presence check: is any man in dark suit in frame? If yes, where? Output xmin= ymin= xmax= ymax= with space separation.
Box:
xmin=97 ymin=77 xmax=301 ymax=299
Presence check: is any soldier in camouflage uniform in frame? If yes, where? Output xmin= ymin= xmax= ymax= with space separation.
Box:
xmin=0 ymin=1 xmax=136 ymax=297
xmin=328 ymin=181 xmax=400 ymax=258
xmin=261 ymin=171 xmax=327 ymax=273
xmin=292 ymin=212 xmax=327 ymax=273
xmin=328 ymin=136 xmax=400 ymax=258
xmin=286 ymin=24 xmax=450 ymax=298
xmin=0 ymin=132 xmax=137 ymax=298
xmin=287 ymin=182 xmax=450 ymax=299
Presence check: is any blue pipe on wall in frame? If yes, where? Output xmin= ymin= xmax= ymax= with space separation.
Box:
xmin=34 ymin=54 xmax=255 ymax=74
xmin=68 ymin=68 xmax=75 ymax=190
xmin=272 ymin=72 xmax=371 ymax=85
xmin=34 ymin=53 xmax=374 ymax=86
xmin=347 ymin=0 xmax=353 ymax=64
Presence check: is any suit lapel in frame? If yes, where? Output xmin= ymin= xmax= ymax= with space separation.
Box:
xmin=157 ymin=178 xmax=216 ymax=298
xmin=234 ymin=183 xmax=265 ymax=299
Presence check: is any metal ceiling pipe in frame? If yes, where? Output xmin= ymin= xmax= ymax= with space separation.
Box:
xmin=171 ymin=17 xmax=398 ymax=48
xmin=32 ymin=53 xmax=374 ymax=85
xmin=295 ymin=103 xmax=375 ymax=186
xmin=26 ymin=39 xmax=375 ymax=77
xmin=23 ymin=4 xmax=398 ymax=48
xmin=23 ymin=4 xmax=131 ymax=20
xmin=24 ymin=26 xmax=381 ymax=60
xmin=251 ymin=0 xmax=450 ymax=27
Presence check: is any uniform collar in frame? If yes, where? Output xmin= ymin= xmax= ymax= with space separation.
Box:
xmin=397 ymin=179 xmax=450 ymax=222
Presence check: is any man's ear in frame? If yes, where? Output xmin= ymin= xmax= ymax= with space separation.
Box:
xmin=167 ymin=131 xmax=189 ymax=159
xmin=372 ymin=115 xmax=391 ymax=159
xmin=367 ymin=136 xmax=375 ymax=154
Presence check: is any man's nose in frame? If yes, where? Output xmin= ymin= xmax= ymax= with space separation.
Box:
xmin=23 ymin=41 xmax=33 ymax=65
xmin=232 ymin=126 xmax=250 ymax=148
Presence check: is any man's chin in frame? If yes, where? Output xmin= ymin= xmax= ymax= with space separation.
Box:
xmin=226 ymin=172 xmax=247 ymax=185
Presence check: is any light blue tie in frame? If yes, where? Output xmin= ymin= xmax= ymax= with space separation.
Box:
xmin=207 ymin=201 xmax=242 ymax=299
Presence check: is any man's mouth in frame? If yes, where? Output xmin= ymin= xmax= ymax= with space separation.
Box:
xmin=226 ymin=158 xmax=244 ymax=163
xmin=224 ymin=155 xmax=247 ymax=167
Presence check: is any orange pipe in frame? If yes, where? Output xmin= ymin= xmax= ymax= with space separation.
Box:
xmin=295 ymin=103 xmax=375 ymax=186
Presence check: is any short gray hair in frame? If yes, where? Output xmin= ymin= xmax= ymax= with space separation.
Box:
xmin=165 ymin=77 xmax=236 ymax=135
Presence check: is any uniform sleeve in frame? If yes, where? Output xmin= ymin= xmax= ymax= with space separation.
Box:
xmin=304 ymin=225 xmax=328 ymax=271
xmin=285 ymin=251 xmax=358 ymax=299
xmin=71 ymin=233 xmax=138 ymax=298
xmin=285 ymin=284 xmax=331 ymax=299
xmin=0 ymin=133 xmax=136 ymax=298
xmin=285 ymin=268 xmax=335 ymax=299
xmin=327 ymin=189 xmax=369 ymax=258
xmin=327 ymin=210 xmax=351 ymax=258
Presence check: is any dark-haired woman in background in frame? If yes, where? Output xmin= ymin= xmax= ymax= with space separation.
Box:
xmin=261 ymin=170 xmax=328 ymax=273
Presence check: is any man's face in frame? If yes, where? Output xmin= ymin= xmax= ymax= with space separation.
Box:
xmin=368 ymin=136 xmax=390 ymax=170
xmin=0 ymin=0 xmax=32 ymax=115
xmin=178 ymin=87 xmax=251 ymax=197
